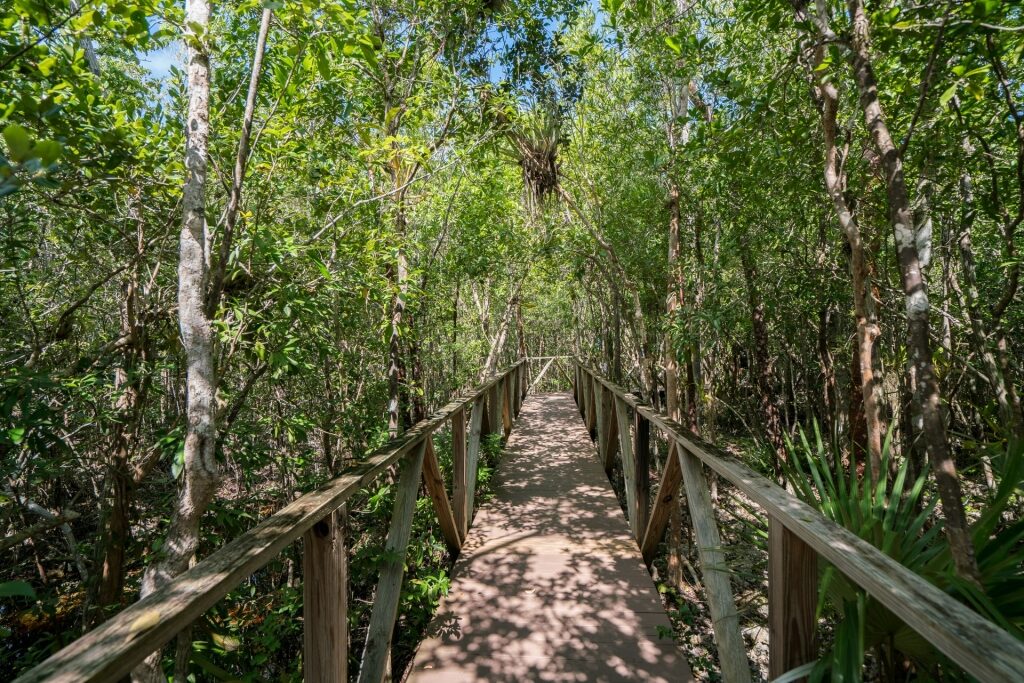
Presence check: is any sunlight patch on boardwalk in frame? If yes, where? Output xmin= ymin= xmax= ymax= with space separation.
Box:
xmin=409 ymin=393 xmax=693 ymax=682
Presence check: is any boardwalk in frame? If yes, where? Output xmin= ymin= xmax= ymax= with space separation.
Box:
xmin=409 ymin=393 xmax=693 ymax=682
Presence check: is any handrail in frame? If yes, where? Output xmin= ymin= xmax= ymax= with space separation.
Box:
xmin=16 ymin=360 xmax=530 ymax=683
xmin=573 ymin=361 xmax=1024 ymax=683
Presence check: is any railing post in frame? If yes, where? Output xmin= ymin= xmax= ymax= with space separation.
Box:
xmin=769 ymin=516 xmax=817 ymax=681
xmin=357 ymin=443 xmax=427 ymax=683
xmin=452 ymin=407 xmax=468 ymax=538
xmin=512 ymin=365 xmax=521 ymax=416
xmin=585 ymin=373 xmax=597 ymax=437
xmin=640 ymin=442 xmax=682 ymax=565
xmin=632 ymin=408 xmax=650 ymax=540
xmin=599 ymin=386 xmax=618 ymax=473
xmin=580 ymin=369 xmax=589 ymax=420
xmin=303 ymin=508 xmax=347 ymax=683
xmin=487 ymin=382 xmax=501 ymax=440
xmin=679 ymin=442 xmax=751 ymax=683
xmin=421 ymin=437 xmax=462 ymax=554
xmin=613 ymin=396 xmax=639 ymax=538
xmin=575 ymin=366 xmax=582 ymax=411
xmin=501 ymin=375 xmax=513 ymax=437
xmin=465 ymin=398 xmax=486 ymax=524
xmin=520 ymin=361 xmax=528 ymax=401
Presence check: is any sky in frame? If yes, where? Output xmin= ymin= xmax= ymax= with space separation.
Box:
xmin=139 ymin=42 xmax=179 ymax=80
xmin=136 ymin=0 xmax=605 ymax=83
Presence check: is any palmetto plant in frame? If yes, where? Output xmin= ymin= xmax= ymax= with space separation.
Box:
xmin=781 ymin=427 xmax=1024 ymax=682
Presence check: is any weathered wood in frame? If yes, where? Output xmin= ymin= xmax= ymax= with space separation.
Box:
xmin=15 ymin=361 xmax=525 ymax=683
xmin=679 ymin=445 xmax=750 ymax=683
xmin=13 ymin=422 xmax=424 ymax=683
xmin=530 ymin=357 xmax=556 ymax=394
xmin=421 ymin=437 xmax=461 ymax=555
xmin=579 ymin=368 xmax=589 ymax=421
xmin=451 ymin=408 xmax=468 ymax=539
xmin=487 ymin=383 xmax=501 ymax=440
xmin=303 ymin=508 xmax=347 ymax=683
xmin=593 ymin=379 xmax=605 ymax=449
xmin=357 ymin=442 xmax=428 ymax=683
xmin=465 ymin=398 xmax=486 ymax=525
xmin=768 ymin=516 xmax=817 ymax=681
xmin=512 ymin=365 xmax=521 ymax=417
xmin=614 ymin=395 xmax=639 ymax=538
xmin=599 ymin=387 xmax=619 ymax=473
xmin=502 ymin=376 xmax=513 ymax=437
xmin=577 ymin=362 xmax=1024 ymax=683
xmin=632 ymin=410 xmax=650 ymax=538
xmin=480 ymin=389 xmax=493 ymax=437
xmin=410 ymin=393 xmax=692 ymax=682
xmin=639 ymin=442 xmax=682 ymax=565
xmin=585 ymin=373 xmax=597 ymax=436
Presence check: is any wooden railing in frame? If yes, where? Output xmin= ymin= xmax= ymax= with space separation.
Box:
xmin=16 ymin=361 xmax=530 ymax=683
xmin=573 ymin=362 xmax=1024 ymax=683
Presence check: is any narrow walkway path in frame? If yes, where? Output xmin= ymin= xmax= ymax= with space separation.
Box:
xmin=409 ymin=393 xmax=693 ymax=682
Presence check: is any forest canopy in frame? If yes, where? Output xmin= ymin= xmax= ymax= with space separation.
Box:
xmin=2 ymin=0 xmax=1023 ymax=680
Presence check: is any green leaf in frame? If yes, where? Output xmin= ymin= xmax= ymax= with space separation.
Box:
xmin=664 ymin=36 xmax=681 ymax=55
xmin=3 ymin=124 xmax=32 ymax=162
xmin=171 ymin=442 xmax=185 ymax=479
xmin=938 ymin=84 xmax=957 ymax=108
xmin=33 ymin=139 xmax=62 ymax=166
xmin=37 ymin=56 xmax=57 ymax=76
xmin=7 ymin=427 xmax=25 ymax=444
xmin=0 ymin=580 xmax=36 ymax=599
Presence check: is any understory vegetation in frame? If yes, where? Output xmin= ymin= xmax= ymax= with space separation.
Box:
xmin=2 ymin=0 xmax=1023 ymax=680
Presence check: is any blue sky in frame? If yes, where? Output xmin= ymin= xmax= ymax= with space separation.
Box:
xmin=139 ymin=42 xmax=179 ymax=79
xmin=137 ymin=0 xmax=604 ymax=83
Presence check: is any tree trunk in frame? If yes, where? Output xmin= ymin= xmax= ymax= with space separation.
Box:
xmin=134 ymin=1 xmax=216 ymax=678
xmin=95 ymin=209 xmax=148 ymax=611
xmin=387 ymin=198 xmax=410 ymax=437
xmin=845 ymin=0 xmax=979 ymax=582
xmin=665 ymin=180 xmax=683 ymax=424
xmin=791 ymin=0 xmax=885 ymax=480
xmin=208 ymin=7 xmax=272 ymax=317
xmin=741 ymin=248 xmax=786 ymax=476
xmin=957 ymin=170 xmax=1024 ymax=441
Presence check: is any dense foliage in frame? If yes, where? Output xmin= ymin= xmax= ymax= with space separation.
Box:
xmin=2 ymin=0 xmax=1022 ymax=680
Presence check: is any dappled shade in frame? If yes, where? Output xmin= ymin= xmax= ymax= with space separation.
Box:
xmin=410 ymin=393 xmax=692 ymax=682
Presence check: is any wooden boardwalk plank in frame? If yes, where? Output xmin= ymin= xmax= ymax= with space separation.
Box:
xmin=409 ymin=393 xmax=693 ymax=683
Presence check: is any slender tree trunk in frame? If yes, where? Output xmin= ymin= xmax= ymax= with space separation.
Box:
xmin=68 ymin=0 xmax=101 ymax=75
xmin=817 ymin=305 xmax=837 ymax=440
xmin=387 ymin=237 xmax=409 ymax=437
xmin=845 ymin=0 xmax=979 ymax=582
xmin=407 ymin=310 xmax=426 ymax=424
xmin=819 ymin=67 xmax=884 ymax=480
xmin=481 ymin=285 xmax=523 ymax=379
xmin=791 ymin=0 xmax=885 ymax=479
xmin=957 ymin=170 xmax=1024 ymax=441
xmin=95 ymin=206 xmax=147 ymax=611
xmin=665 ymin=181 xmax=683 ymax=424
xmin=452 ymin=282 xmax=460 ymax=387
xmin=741 ymin=248 xmax=786 ymax=475
xmin=95 ymin=286 xmax=144 ymax=609
xmin=134 ymin=0 xmax=217 ymax=678
xmin=208 ymin=8 xmax=272 ymax=316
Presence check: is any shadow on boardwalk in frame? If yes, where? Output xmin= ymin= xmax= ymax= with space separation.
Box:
xmin=408 ymin=393 xmax=693 ymax=683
